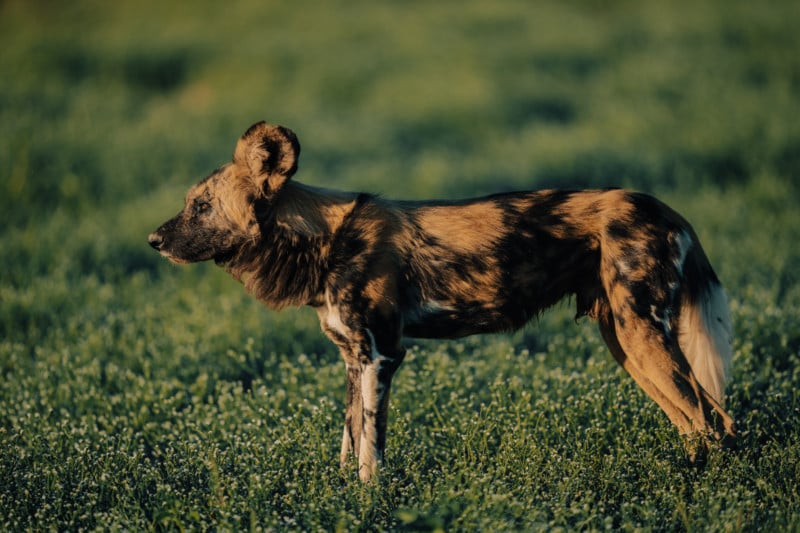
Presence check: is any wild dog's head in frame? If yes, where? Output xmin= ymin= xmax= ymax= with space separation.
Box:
xmin=148 ymin=122 xmax=300 ymax=264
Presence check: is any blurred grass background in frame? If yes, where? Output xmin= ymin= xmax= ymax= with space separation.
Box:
xmin=1 ymin=0 xmax=799 ymax=530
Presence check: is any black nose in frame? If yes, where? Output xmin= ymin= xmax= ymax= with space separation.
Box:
xmin=148 ymin=232 xmax=164 ymax=250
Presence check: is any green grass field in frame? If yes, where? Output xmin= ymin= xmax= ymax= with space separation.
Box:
xmin=2 ymin=0 xmax=799 ymax=530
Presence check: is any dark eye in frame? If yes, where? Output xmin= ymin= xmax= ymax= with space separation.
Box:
xmin=194 ymin=200 xmax=212 ymax=215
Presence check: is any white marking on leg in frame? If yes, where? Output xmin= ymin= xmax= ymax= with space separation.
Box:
xmin=341 ymin=421 xmax=352 ymax=465
xmin=322 ymin=290 xmax=350 ymax=339
xmin=360 ymin=328 xmax=389 ymax=481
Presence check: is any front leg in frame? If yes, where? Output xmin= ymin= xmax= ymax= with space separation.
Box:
xmin=358 ymin=337 xmax=404 ymax=481
xmin=317 ymin=302 xmax=365 ymax=469
xmin=340 ymin=364 xmax=362 ymax=468
xmin=317 ymin=285 xmax=405 ymax=482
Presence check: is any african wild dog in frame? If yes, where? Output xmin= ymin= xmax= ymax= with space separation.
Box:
xmin=149 ymin=122 xmax=737 ymax=481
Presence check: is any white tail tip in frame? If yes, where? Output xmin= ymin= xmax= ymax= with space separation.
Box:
xmin=678 ymin=283 xmax=733 ymax=405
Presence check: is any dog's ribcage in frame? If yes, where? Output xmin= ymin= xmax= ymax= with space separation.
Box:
xmin=386 ymin=190 xmax=603 ymax=339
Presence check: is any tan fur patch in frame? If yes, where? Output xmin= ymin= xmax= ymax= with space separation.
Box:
xmin=414 ymin=201 xmax=507 ymax=253
xmin=214 ymin=165 xmax=260 ymax=234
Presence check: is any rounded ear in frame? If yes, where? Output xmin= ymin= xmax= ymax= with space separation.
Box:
xmin=233 ymin=122 xmax=301 ymax=196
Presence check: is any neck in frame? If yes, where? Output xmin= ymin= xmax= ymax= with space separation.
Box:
xmin=224 ymin=181 xmax=361 ymax=309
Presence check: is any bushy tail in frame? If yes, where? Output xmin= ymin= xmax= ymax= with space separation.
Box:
xmin=678 ymin=281 xmax=733 ymax=405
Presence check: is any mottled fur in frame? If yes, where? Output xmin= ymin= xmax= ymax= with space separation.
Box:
xmin=149 ymin=122 xmax=737 ymax=481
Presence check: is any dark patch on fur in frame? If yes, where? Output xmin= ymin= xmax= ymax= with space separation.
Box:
xmin=607 ymin=220 xmax=633 ymax=242
xmin=258 ymin=137 xmax=283 ymax=175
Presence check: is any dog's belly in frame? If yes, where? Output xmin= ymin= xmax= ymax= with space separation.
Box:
xmin=401 ymin=299 xmax=521 ymax=339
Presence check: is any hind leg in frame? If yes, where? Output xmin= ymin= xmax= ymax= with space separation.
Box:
xmin=598 ymin=312 xmax=693 ymax=433
xmin=598 ymin=309 xmax=736 ymax=459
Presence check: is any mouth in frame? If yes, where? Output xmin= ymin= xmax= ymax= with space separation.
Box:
xmin=159 ymin=251 xmax=193 ymax=265
xmin=149 ymin=231 xmax=225 ymax=265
